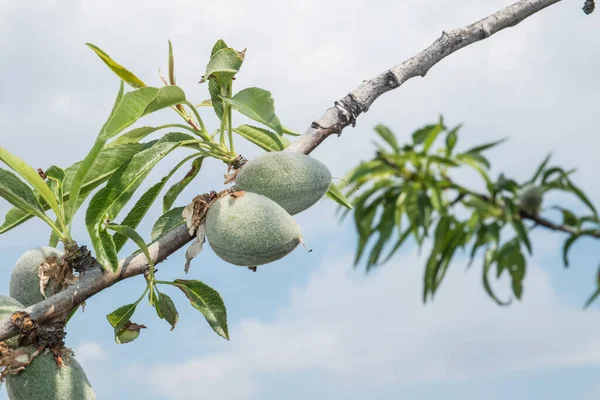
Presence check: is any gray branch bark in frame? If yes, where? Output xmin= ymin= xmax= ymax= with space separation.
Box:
xmin=0 ymin=0 xmax=563 ymax=342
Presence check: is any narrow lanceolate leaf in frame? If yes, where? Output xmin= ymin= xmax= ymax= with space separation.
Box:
xmin=156 ymin=292 xmax=179 ymax=330
xmin=69 ymin=84 xmax=186 ymax=221
xmin=112 ymin=181 xmax=164 ymax=252
xmin=209 ymin=81 xmax=224 ymax=120
xmin=374 ymin=124 xmax=399 ymax=152
xmin=86 ymin=133 xmax=193 ymax=269
xmin=107 ymin=303 xmax=137 ymax=332
xmin=511 ymin=217 xmax=532 ymax=255
xmin=107 ymin=224 xmax=154 ymax=270
xmin=552 ymin=206 xmax=578 ymax=227
xmin=101 ymin=86 xmax=186 ymax=140
xmin=67 ymin=81 xmax=125 ymax=222
xmin=168 ymin=40 xmax=176 ymax=85
xmin=98 ymin=229 xmax=119 ymax=271
xmin=0 ymin=142 xmax=144 ymax=235
xmin=482 ymin=247 xmax=511 ymax=306
xmin=86 ymin=43 xmax=147 ymax=89
xmin=412 ymin=119 xmax=444 ymax=149
xmin=566 ymin=179 xmax=597 ymax=216
xmin=445 ymin=125 xmax=461 ymax=154
xmin=199 ymin=47 xmax=245 ymax=84
xmin=173 ymin=279 xmax=229 ymax=340
xmin=527 ymin=152 xmax=552 ymax=184
xmin=107 ymin=126 xmax=163 ymax=148
xmin=282 ymin=126 xmax=301 ymax=136
xmin=163 ymin=157 xmax=204 ymax=212
xmin=222 ymin=88 xmax=283 ymax=134
xmin=0 ymin=146 xmax=62 ymax=222
xmin=0 ymin=169 xmax=47 ymax=220
xmin=584 ymin=288 xmax=600 ymax=309
xmin=151 ymin=207 xmax=185 ymax=241
xmin=326 ymin=183 xmax=353 ymax=210
xmin=562 ymin=233 xmax=584 ymax=268
xmin=112 ymin=153 xmax=198 ymax=251
xmin=233 ymin=125 xmax=289 ymax=151
xmin=463 ymin=138 xmax=508 ymax=154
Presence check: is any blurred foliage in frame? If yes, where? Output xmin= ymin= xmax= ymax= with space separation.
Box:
xmin=339 ymin=117 xmax=600 ymax=306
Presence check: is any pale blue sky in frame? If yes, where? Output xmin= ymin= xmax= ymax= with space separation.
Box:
xmin=1 ymin=1 xmax=600 ymax=399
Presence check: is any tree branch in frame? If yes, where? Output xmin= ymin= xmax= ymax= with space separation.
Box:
xmin=0 ymin=0 xmax=565 ymax=342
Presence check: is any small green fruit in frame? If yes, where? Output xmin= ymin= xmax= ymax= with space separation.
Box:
xmin=6 ymin=346 xmax=96 ymax=400
xmin=519 ymin=185 xmax=544 ymax=214
xmin=233 ymin=151 xmax=332 ymax=215
xmin=9 ymin=247 xmax=64 ymax=307
xmin=205 ymin=192 xmax=303 ymax=266
xmin=0 ymin=295 xmax=24 ymax=348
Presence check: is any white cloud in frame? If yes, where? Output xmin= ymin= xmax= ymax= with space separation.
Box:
xmin=129 ymin=249 xmax=600 ymax=399
xmin=74 ymin=340 xmax=108 ymax=364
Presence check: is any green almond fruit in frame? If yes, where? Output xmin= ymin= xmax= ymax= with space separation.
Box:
xmin=9 ymin=247 xmax=64 ymax=307
xmin=6 ymin=346 xmax=96 ymax=400
xmin=233 ymin=151 xmax=332 ymax=215
xmin=205 ymin=192 xmax=302 ymax=266
xmin=518 ymin=185 xmax=544 ymax=214
xmin=0 ymin=295 xmax=24 ymax=348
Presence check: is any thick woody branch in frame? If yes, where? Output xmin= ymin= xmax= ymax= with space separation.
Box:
xmin=287 ymin=0 xmax=562 ymax=155
xmin=0 ymin=0 xmax=565 ymax=342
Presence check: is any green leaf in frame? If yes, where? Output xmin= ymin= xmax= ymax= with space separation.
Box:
xmin=156 ymin=292 xmax=179 ymax=330
xmin=98 ymin=229 xmax=119 ymax=271
xmin=173 ymin=279 xmax=229 ymax=340
xmin=151 ymin=207 xmax=185 ymax=241
xmin=199 ymin=47 xmax=245 ymax=84
xmin=233 ymin=125 xmax=289 ymax=151
xmin=552 ymin=206 xmax=578 ymax=226
xmin=112 ymin=153 xmax=199 ymax=251
xmin=86 ymin=133 xmax=193 ymax=268
xmin=67 ymin=81 xmax=125 ymax=223
xmin=423 ymin=117 xmax=445 ymax=153
xmin=0 ymin=146 xmax=63 ymax=226
xmin=107 ymin=126 xmax=162 ymax=148
xmin=107 ymin=303 xmax=137 ymax=332
xmin=562 ymin=233 xmax=589 ymax=268
xmin=115 ymin=322 xmax=146 ymax=344
xmin=206 ymin=40 xmax=229 ymax=119
xmin=366 ymin=198 xmax=396 ymax=270
xmin=424 ymin=216 xmax=452 ymax=301
xmin=86 ymin=43 xmax=146 ymax=89
xmin=457 ymin=152 xmax=490 ymax=169
xmin=163 ymin=157 xmax=203 ymax=212
xmin=482 ymin=247 xmax=511 ymax=306
xmin=107 ymin=224 xmax=154 ymax=270
xmin=463 ymin=138 xmax=508 ymax=154
xmin=112 ymin=181 xmax=164 ymax=252
xmin=412 ymin=122 xmax=442 ymax=147
xmin=0 ymin=169 xmax=47 ymax=221
xmin=326 ymin=183 xmax=353 ymax=210
xmin=374 ymin=124 xmax=399 ymax=152
xmin=511 ymin=217 xmax=532 ymax=255
xmin=584 ymin=288 xmax=600 ymax=309
xmin=102 ymin=86 xmax=186 ymax=141
xmin=527 ymin=152 xmax=552 ymax=184
xmin=566 ymin=179 xmax=597 ymax=216
xmin=445 ymin=124 xmax=460 ymax=154
xmin=222 ymin=88 xmax=283 ymax=134
xmin=168 ymin=40 xmax=176 ymax=85
xmin=209 ymin=81 xmax=224 ymax=120
xmin=282 ymin=126 xmax=301 ymax=136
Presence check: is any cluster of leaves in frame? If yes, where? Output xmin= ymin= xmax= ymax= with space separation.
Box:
xmin=339 ymin=117 xmax=600 ymax=306
xmin=0 ymin=39 xmax=351 ymax=344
